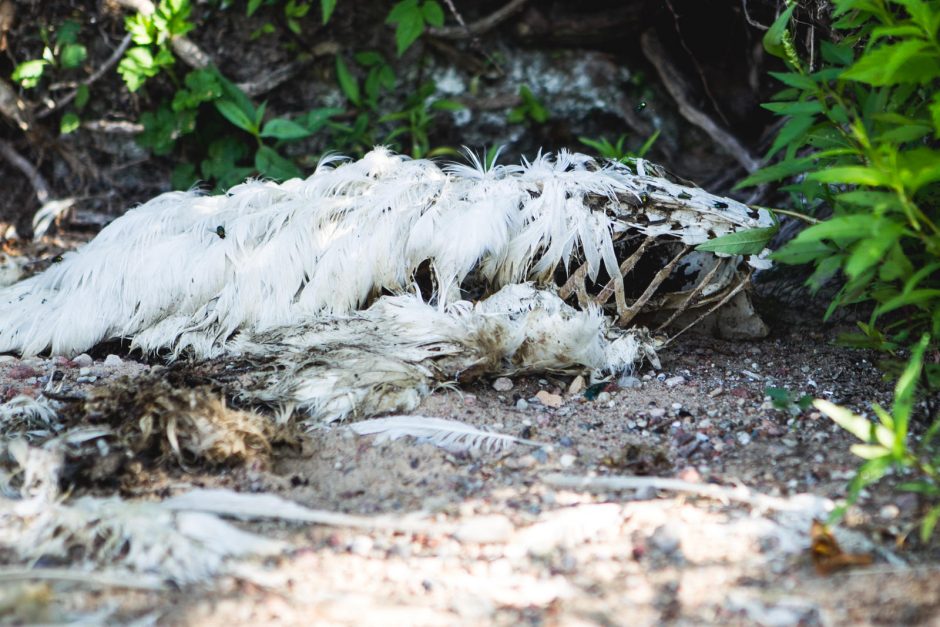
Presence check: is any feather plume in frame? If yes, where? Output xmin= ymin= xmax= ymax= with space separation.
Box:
xmin=349 ymin=415 xmax=547 ymax=452
xmin=0 ymin=148 xmax=771 ymax=359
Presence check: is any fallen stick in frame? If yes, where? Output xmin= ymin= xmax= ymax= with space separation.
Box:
xmin=541 ymin=472 xmax=831 ymax=514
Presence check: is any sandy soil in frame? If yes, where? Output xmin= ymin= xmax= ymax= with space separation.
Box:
xmin=2 ymin=295 xmax=939 ymax=625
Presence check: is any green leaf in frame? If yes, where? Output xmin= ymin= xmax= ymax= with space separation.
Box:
xmin=56 ymin=20 xmax=81 ymax=45
xmin=137 ymin=106 xmax=178 ymax=155
xmin=422 ymin=0 xmax=444 ymax=26
xmin=771 ymin=239 xmax=835 ymax=265
xmin=335 ymin=55 xmax=361 ymax=105
xmin=762 ymin=101 xmax=824 ymax=115
xmin=850 ymin=443 xmax=891 ymax=459
xmin=766 ymin=115 xmax=816 ymax=159
xmin=844 ymin=223 xmax=904 ymax=279
xmin=125 ymin=13 xmax=154 ymax=45
xmin=763 ymin=4 xmax=796 ymax=60
xmin=260 ymin=117 xmax=312 ymax=140
xmin=694 ymin=226 xmax=778 ymax=255
xmin=921 ymin=504 xmax=940 ymax=542
xmin=255 ymin=145 xmax=303 ymax=181
xmin=821 ymin=40 xmax=855 ymax=66
xmin=59 ymin=112 xmax=80 ymax=134
xmin=247 ymin=0 xmax=263 ymax=16
xmin=60 ymin=43 xmax=87 ymax=69
xmin=12 ymin=59 xmax=47 ymax=88
xmin=321 ymin=0 xmax=337 ymax=23
xmin=808 ymin=166 xmax=890 ymax=186
xmin=815 ymin=399 xmax=874 ymax=442
xmin=892 ymin=334 xmax=930 ymax=436
xmin=393 ymin=7 xmax=425 ymax=55
xmin=768 ymin=70 xmax=817 ymax=90
xmin=791 ymin=214 xmax=875 ymax=243
xmin=305 ymin=107 xmax=342 ymax=131
xmin=843 ymin=40 xmax=940 ymax=85
xmin=74 ymin=84 xmax=89 ymax=110
xmin=387 ymin=0 xmax=417 ymax=22
xmin=215 ymin=99 xmax=258 ymax=134
xmin=735 ymin=156 xmax=815 ymax=188
xmin=355 ymin=51 xmax=384 ymax=66
xmin=430 ymin=99 xmax=464 ymax=111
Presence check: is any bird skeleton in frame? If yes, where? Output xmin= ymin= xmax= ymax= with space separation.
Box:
xmin=0 ymin=148 xmax=772 ymax=423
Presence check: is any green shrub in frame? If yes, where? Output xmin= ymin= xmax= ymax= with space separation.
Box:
xmin=746 ymin=0 xmax=940 ymax=539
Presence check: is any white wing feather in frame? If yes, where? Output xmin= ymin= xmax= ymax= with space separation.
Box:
xmin=349 ymin=415 xmax=547 ymax=452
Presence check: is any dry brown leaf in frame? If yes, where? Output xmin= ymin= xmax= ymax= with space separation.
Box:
xmin=810 ymin=519 xmax=873 ymax=575
xmin=0 ymin=1 xmax=14 ymax=52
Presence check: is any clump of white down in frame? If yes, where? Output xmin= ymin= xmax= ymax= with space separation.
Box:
xmin=0 ymin=148 xmax=770 ymax=364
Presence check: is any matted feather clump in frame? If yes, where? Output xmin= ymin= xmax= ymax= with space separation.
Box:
xmin=0 ymin=148 xmax=771 ymax=422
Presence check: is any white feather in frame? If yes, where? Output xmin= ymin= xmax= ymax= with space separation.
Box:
xmin=349 ymin=415 xmax=547 ymax=452
xmin=0 ymin=148 xmax=772 ymax=359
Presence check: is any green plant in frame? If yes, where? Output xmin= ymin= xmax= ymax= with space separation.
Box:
xmin=578 ymin=130 xmax=660 ymax=163
xmin=765 ymin=386 xmax=814 ymax=415
xmin=507 ymin=84 xmax=549 ymax=124
xmin=386 ymin=0 xmax=444 ymax=56
xmin=741 ymin=0 xmax=940 ymax=350
xmin=742 ymin=0 xmax=940 ymax=539
xmin=329 ymin=51 xmax=461 ymax=158
xmin=119 ymin=0 xmax=194 ymax=91
xmin=11 ymin=20 xmax=90 ymax=134
xmin=11 ymin=20 xmax=88 ymax=89
xmin=816 ymin=335 xmax=940 ymax=541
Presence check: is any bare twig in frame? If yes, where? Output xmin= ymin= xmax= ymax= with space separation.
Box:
xmin=741 ymin=0 xmax=770 ymax=30
xmin=0 ymin=78 xmax=28 ymax=130
xmin=664 ymin=0 xmax=731 ymax=127
xmin=428 ymin=0 xmax=528 ymax=39
xmin=37 ymin=34 xmax=133 ymax=119
xmin=0 ymin=139 xmax=51 ymax=204
xmin=640 ymin=31 xmax=761 ymax=173
xmin=542 ymin=472 xmax=830 ymax=513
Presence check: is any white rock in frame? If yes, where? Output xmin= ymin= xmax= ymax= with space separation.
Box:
xmin=664 ymin=375 xmax=685 ymax=387
xmin=103 ymin=354 xmax=123 ymax=366
xmin=72 ymin=353 xmax=93 ymax=367
xmin=492 ymin=377 xmax=513 ymax=392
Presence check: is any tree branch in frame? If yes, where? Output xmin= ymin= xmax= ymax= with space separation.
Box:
xmin=640 ymin=30 xmax=760 ymax=173
xmin=428 ymin=0 xmax=529 ymax=39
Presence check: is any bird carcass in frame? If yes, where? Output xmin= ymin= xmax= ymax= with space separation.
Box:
xmin=0 ymin=148 xmax=772 ymax=423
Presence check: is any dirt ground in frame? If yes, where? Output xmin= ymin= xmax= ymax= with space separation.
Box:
xmin=2 ymin=275 xmax=940 ymax=625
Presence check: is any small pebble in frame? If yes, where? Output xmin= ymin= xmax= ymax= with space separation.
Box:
xmin=535 ymin=390 xmax=563 ymax=408
xmin=707 ymin=386 xmax=723 ymax=397
xmin=349 ymin=535 xmax=373 ymax=555
xmin=649 ymin=524 xmax=682 ymax=556
xmin=568 ymin=375 xmax=585 ymax=395
xmin=454 ymin=515 xmax=513 ymax=544
xmin=558 ymin=436 xmax=573 ymax=447
xmin=72 ymin=353 xmax=93 ymax=367
xmin=515 ymin=399 xmax=529 ymax=410
xmin=596 ymin=391 xmax=611 ymax=403
xmin=649 ymin=408 xmax=666 ymax=419
xmin=78 ymin=367 xmax=91 ymax=376
xmin=671 ymin=402 xmax=682 ymax=411
xmin=618 ymin=375 xmax=641 ymax=388
xmin=664 ymin=375 xmax=685 ymax=388
xmin=492 ymin=377 xmax=513 ymax=392
xmin=559 ymin=453 xmax=576 ymax=468
xmin=736 ymin=432 xmax=752 ymax=445
xmin=103 ymin=354 xmax=123 ymax=366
